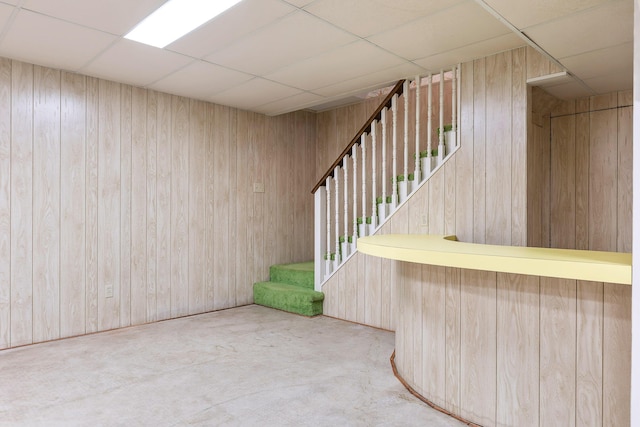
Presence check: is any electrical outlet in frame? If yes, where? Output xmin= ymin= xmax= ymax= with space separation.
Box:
xmin=420 ymin=214 xmax=428 ymax=227
xmin=105 ymin=284 xmax=114 ymax=298
xmin=253 ymin=182 xmax=265 ymax=193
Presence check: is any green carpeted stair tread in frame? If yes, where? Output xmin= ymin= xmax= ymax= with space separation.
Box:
xmin=269 ymin=262 xmax=314 ymax=290
xmin=253 ymin=281 xmax=323 ymax=317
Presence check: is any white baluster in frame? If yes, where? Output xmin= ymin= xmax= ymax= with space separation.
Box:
xmin=398 ymin=80 xmax=409 ymax=202
xmin=424 ymin=73 xmax=433 ymax=177
xmin=325 ymin=176 xmax=332 ymax=277
xmin=414 ymin=75 xmax=421 ymax=184
xmin=334 ymin=166 xmax=340 ymax=270
xmin=360 ymin=134 xmax=367 ymax=238
xmin=352 ymin=145 xmax=358 ymax=253
xmin=438 ymin=70 xmax=445 ymax=164
xmin=380 ymin=107 xmax=388 ymax=221
xmin=370 ymin=120 xmax=378 ymax=235
xmin=457 ymin=64 xmax=461 ymax=149
xmin=342 ymin=156 xmax=349 ymax=260
xmin=391 ymin=94 xmax=398 ymax=209
xmin=451 ymin=66 xmax=457 ymax=155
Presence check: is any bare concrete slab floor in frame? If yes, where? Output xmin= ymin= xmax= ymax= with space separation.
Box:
xmin=0 ymin=305 xmax=463 ymax=426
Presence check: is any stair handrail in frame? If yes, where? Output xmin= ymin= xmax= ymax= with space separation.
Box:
xmin=311 ymin=79 xmax=406 ymax=194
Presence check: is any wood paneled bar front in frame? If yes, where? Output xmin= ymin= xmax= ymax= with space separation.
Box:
xmin=359 ymin=234 xmax=632 ymax=427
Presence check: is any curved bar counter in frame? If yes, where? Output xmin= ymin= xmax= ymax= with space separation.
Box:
xmin=358 ymin=234 xmax=632 ymax=426
xmin=358 ymin=234 xmax=631 ymax=285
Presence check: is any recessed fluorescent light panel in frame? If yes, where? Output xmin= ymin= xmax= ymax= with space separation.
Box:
xmin=125 ymin=0 xmax=243 ymax=48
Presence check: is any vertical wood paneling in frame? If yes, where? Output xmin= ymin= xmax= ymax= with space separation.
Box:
xmin=131 ymin=87 xmax=147 ymax=326
xmin=550 ymin=115 xmax=576 ymax=248
xmin=603 ymin=283 xmax=631 ymax=427
xmin=511 ymin=47 xmax=527 ymax=247
xmin=617 ymin=106 xmax=632 ymax=252
xmin=234 ymin=110 xmax=249 ymax=307
xmin=575 ymin=113 xmax=590 ymax=250
xmin=97 ymin=79 xmax=120 ymax=331
xmin=496 ymin=273 xmax=539 ymax=427
xmin=456 ymin=62 xmax=474 ymax=243
xmin=119 ymin=85 xmax=131 ymax=328
xmin=576 ymin=280 xmax=603 ymax=427
xmin=473 ymin=58 xmax=486 ymax=244
xmin=444 ymin=267 xmax=461 ymax=413
xmin=485 ymin=51 xmax=511 ymax=245
xmin=460 ymin=269 xmax=496 ymax=426
xmin=188 ymin=100 xmax=205 ymax=315
xmin=32 ymin=66 xmax=60 ymax=342
xmin=422 ymin=265 xmax=445 ymax=407
xmin=0 ymin=58 xmax=9 ymax=349
xmin=589 ymin=109 xmax=617 ymax=251
xmin=170 ymin=96 xmax=189 ymax=317
xmin=250 ymin=112 xmax=266 ymax=301
xmin=155 ymin=92 xmax=171 ymax=320
xmin=227 ymin=108 xmax=238 ymax=306
xmin=364 ymin=253 xmax=381 ymax=328
xmin=85 ymin=77 xmax=99 ymax=333
xmin=60 ymin=72 xmax=87 ymax=337
xmin=146 ymin=91 xmax=157 ymax=322
xmin=540 ymin=277 xmax=576 ymax=426
xmin=10 ymin=61 xmax=33 ymax=347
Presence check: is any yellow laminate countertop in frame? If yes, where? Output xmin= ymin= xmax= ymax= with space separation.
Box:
xmin=357 ymin=234 xmax=631 ymax=285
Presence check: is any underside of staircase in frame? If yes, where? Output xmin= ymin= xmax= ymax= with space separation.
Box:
xmin=253 ymin=262 xmax=324 ymax=316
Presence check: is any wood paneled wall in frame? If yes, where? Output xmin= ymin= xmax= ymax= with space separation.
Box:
xmin=0 ymin=58 xmax=316 ymax=350
xmin=528 ymin=87 xmax=632 ymax=252
xmin=394 ymin=267 xmax=630 ymax=427
xmin=319 ymin=46 xmax=631 ymax=426
xmin=321 ymin=47 xmax=533 ymax=329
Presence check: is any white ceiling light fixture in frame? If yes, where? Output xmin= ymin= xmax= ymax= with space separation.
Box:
xmin=125 ymin=0 xmax=243 ymax=48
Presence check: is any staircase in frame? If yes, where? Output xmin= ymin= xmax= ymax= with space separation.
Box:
xmin=253 ymin=262 xmax=324 ymax=316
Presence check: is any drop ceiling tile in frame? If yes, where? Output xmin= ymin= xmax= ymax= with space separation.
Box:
xmin=22 ymin=0 xmax=166 ymax=35
xmin=560 ymin=42 xmax=632 ymax=81
xmin=0 ymin=9 xmax=117 ymax=71
xmin=206 ymin=11 xmax=356 ymax=76
xmin=253 ymin=91 xmax=324 ymax=115
xmin=481 ymin=0 xmax=616 ymax=29
xmin=0 ymin=3 xmax=15 ymax=31
xmin=313 ymin=62 xmax=426 ymax=97
xmin=523 ymin=0 xmax=632 ymax=59
xmin=0 ymin=0 xmax=18 ymax=4
xmin=367 ymin=1 xmax=511 ymax=61
xmin=305 ymin=0 xmax=464 ymax=38
xmin=81 ymin=39 xmax=193 ymax=87
xmin=265 ymin=40 xmax=406 ymax=91
xmin=168 ymin=0 xmax=295 ymax=59
xmin=414 ymin=33 xmax=524 ymax=72
xmin=282 ymin=0 xmax=315 ymax=7
xmin=583 ymin=70 xmax=633 ymax=94
xmin=207 ymin=78 xmax=302 ymax=111
xmin=149 ymin=60 xmax=254 ymax=101
xmin=542 ymin=80 xmax=595 ymax=100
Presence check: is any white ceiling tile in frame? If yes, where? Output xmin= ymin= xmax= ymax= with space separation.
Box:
xmin=80 ymin=39 xmax=193 ymax=87
xmin=481 ymin=0 xmax=617 ymax=29
xmin=0 ymin=9 xmax=117 ymax=71
xmin=583 ymin=70 xmax=633 ymax=94
xmin=313 ymin=62 xmax=426 ymax=97
xmin=0 ymin=3 xmax=15 ymax=31
xmin=282 ymin=0 xmax=315 ymax=7
xmin=560 ymin=42 xmax=632 ymax=81
xmin=265 ymin=41 xmax=406 ymax=91
xmin=305 ymin=0 xmax=465 ymax=38
xmin=367 ymin=1 xmax=511 ymax=61
xmin=206 ymin=10 xmax=356 ymax=76
xmin=22 ymin=0 xmax=166 ymax=35
xmin=207 ymin=78 xmax=302 ymax=111
xmin=167 ymin=0 xmax=295 ymax=59
xmin=149 ymin=60 xmax=254 ymax=101
xmin=414 ymin=33 xmax=524 ymax=72
xmin=253 ymin=91 xmax=324 ymax=115
xmin=523 ymin=0 xmax=632 ymax=59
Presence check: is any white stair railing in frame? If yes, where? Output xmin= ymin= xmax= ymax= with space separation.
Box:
xmin=313 ymin=67 xmax=461 ymax=290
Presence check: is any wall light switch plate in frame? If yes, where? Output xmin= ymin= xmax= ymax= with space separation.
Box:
xmin=105 ymin=284 xmax=114 ymax=298
xmin=253 ymin=183 xmax=265 ymax=193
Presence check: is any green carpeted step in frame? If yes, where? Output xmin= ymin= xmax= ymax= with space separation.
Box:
xmin=253 ymin=281 xmax=324 ymax=317
xmin=269 ymin=261 xmax=314 ymax=289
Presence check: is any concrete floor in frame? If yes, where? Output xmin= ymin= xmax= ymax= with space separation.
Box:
xmin=0 ymin=305 xmax=463 ymax=426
